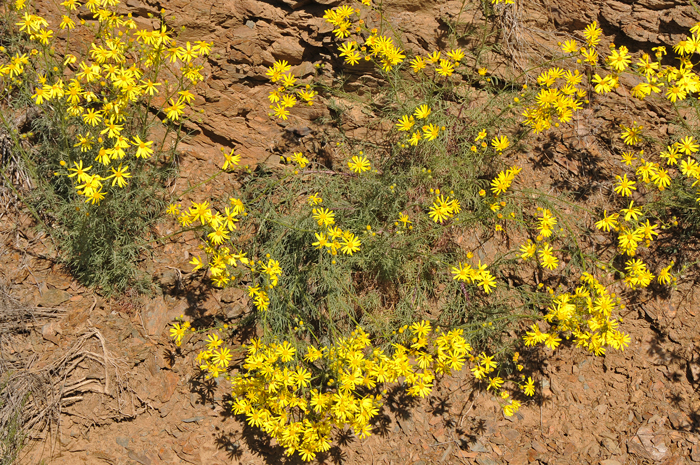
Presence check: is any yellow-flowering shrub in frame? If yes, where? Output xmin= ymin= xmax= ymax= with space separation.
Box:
xmin=0 ymin=0 xmax=212 ymax=290
xmin=523 ymin=273 xmax=630 ymax=355
xmin=2 ymin=0 xmax=210 ymax=205
xmin=179 ymin=321 xmax=532 ymax=462
xmin=5 ymin=0 xmax=700 ymax=461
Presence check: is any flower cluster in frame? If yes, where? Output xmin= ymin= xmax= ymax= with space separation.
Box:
xmin=166 ymin=150 xmax=285 ymax=308
xmin=395 ymin=104 xmax=444 ymax=147
xmin=196 ymin=332 xmax=234 ymax=379
xmin=521 ymin=65 xmax=586 ymax=133
xmin=617 ymin=129 xmax=700 ymax=199
xmin=2 ymin=0 xmax=211 ymax=205
xmin=407 ymin=48 xmax=466 ymax=78
xmin=563 ymin=20 xmax=700 ymax=108
xmin=324 ymin=4 xmax=405 ymax=72
xmin=524 ymin=273 xmax=631 ymax=355
xmin=176 ymin=186 xmax=284 ymax=306
xmin=450 ymin=259 xmax=497 ymax=294
xmin=519 ymin=207 xmax=563 ymax=271
xmin=219 ymin=322 xmax=522 ymax=461
xmin=490 ymin=166 xmax=521 ymax=196
xmin=427 ymin=189 xmax=461 ymax=224
xmin=595 ymin=202 xmax=658 ymax=257
xmin=266 ymin=60 xmax=317 ymax=120
xmin=310 ymin=197 xmax=362 ymax=257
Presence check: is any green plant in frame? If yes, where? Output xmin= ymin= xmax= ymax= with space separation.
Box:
xmin=0 ymin=0 xmax=210 ymax=294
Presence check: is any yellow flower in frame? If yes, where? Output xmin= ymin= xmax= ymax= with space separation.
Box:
xmin=222 ymin=149 xmax=241 ymax=170
xmin=487 ymin=376 xmax=503 ymax=391
xmin=504 ymin=400 xmax=521 ymax=417
xmin=396 ymin=115 xmax=415 ymax=131
xmin=620 ymin=201 xmax=642 ymax=221
xmin=189 ymin=201 xmax=212 ymax=225
xmin=491 ymin=135 xmax=509 ymax=151
xmin=304 ymin=345 xmax=323 ymax=362
xmin=312 ymin=232 xmax=328 ymax=249
xmin=164 ymin=98 xmax=185 ymax=121
xmin=341 ymin=233 xmax=361 ymax=255
xmin=538 ymin=243 xmax=559 ymax=270
xmin=59 ymin=15 xmax=75 ymax=29
xmin=636 ymin=219 xmax=659 ymax=241
xmin=544 ymin=333 xmax=562 ymax=350
xmin=107 ymin=164 xmax=131 ymax=188
xmin=169 ymin=322 xmax=186 ymax=346
xmin=307 ymin=193 xmax=322 ymax=205
xmin=212 ymin=347 xmax=232 ymax=367
xmin=561 ymin=39 xmax=578 ymax=53
xmin=67 ymin=160 xmax=92 ymax=183
xmin=621 ymin=151 xmax=637 ymax=166
xmin=620 ymin=122 xmax=643 ymax=146
xmin=519 ymin=240 xmax=536 ymax=260
xmin=657 ymin=262 xmax=674 ymax=285
xmin=478 ymin=272 xmax=497 ymax=293
xmin=208 ymin=227 xmax=230 ymax=246
xmin=348 ymin=155 xmax=371 ymax=173
xmin=413 ymin=104 xmax=431 ymax=119
xmin=427 ymin=50 xmax=441 ymax=63
xmin=451 ymin=262 xmax=475 ymax=282
xmin=422 ymin=124 xmax=439 ymax=141
xmin=447 ymin=48 xmax=464 ymax=61
xmin=592 ymin=74 xmax=614 ymax=94
xmin=436 ymin=59 xmax=454 ymax=77
xmin=410 ymin=56 xmax=426 ymax=72
xmin=595 ymin=210 xmax=619 ymax=232
xmin=142 ymin=79 xmax=161 ymax=95
xmin=272 ymin=103 xmax=289 ymax=120
xmin=583 ymin=21 xmax=602 ymax=47
xmin=131 ymin=135 xmax=154 ymax=159
xmin=189 ymin=255 xmax=204 ymax=271
xmin=613 ymin=174 xmax=636 ymax=197
xmin=429 ymin=195 xmax=454 ymax=223
xmin=607 ymin=46 xmax=631 ymax=72
xmin=618 ymin=228 xmax=643 ymax=254
xmin=166 ymin=203 xmax=181 ymax=215
xmin=677 ymin=136 xmax=699 ymax=155
xmin=312 ymin=207 xmax=335 ymax=227
xmin=277 ymin=341 xmax=296 ymax=362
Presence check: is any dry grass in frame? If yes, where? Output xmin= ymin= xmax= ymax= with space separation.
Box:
xmin=0 ymin=284 xmax=141 ymax=463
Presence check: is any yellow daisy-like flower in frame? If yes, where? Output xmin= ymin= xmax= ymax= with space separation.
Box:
xmin=408 ymin=131 xmax=421 ymax=146
xmin=312 ymin=207 xmax=335 ymax=227
xmin=348 ymin=155 xmax=370 ymax=173
xmin=491 ymin=135 xmax=509 ymax=151
xmin=131 ymin=135 xmax=154 ymax=159
xmin=613 ymin=174 xmax=636 ymax=197
xmin=422 ymin=124 xmax=440 ymax=141
xmin=413 ymin=104 xmax=431 ymax=119
xmin=396 ymin=115 xmax=415 ymax=131
xmin=169 ymin=322 xmax=187 ymax=346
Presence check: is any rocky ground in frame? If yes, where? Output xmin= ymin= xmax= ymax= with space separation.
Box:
xmin=2 ymin=0 xmax=700 ymax=463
